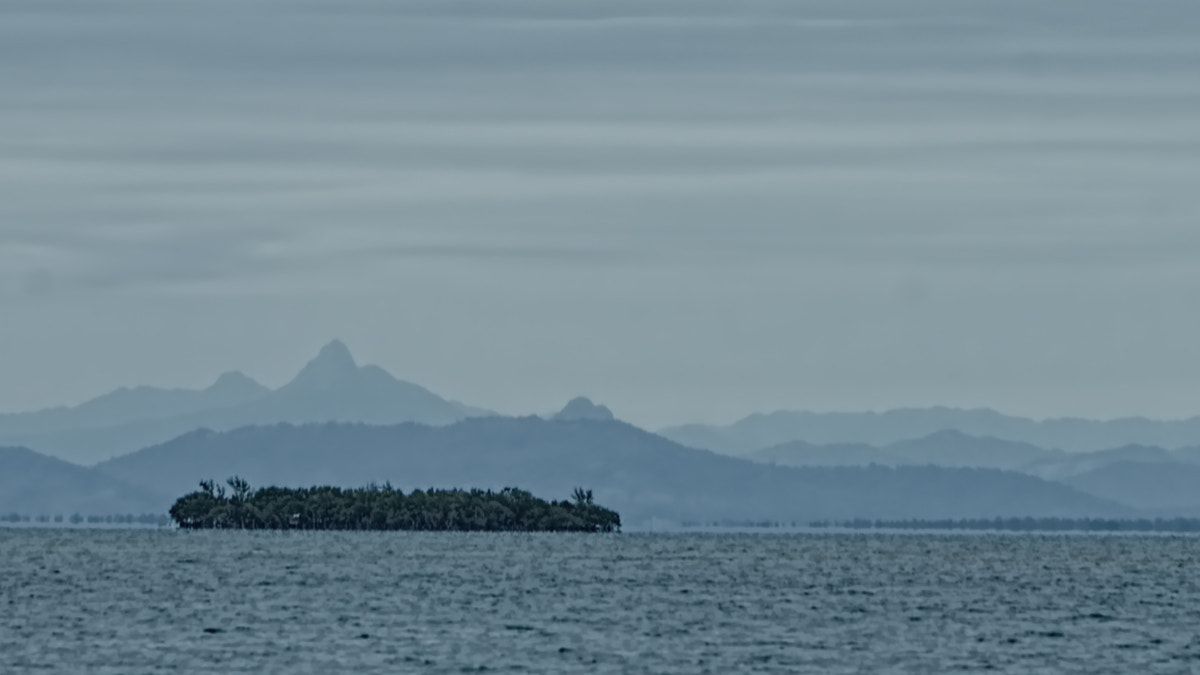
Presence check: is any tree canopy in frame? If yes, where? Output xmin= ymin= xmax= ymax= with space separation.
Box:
xmin=169 ymin=478 xmax=620 ymax=532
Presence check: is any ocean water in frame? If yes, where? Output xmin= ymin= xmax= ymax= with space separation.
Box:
xmin=3 ymin=530 xmax=1199 ymax=674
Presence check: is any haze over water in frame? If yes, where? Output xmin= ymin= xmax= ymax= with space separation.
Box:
xmin=5 ymin=530 xmax=1199 ymax=673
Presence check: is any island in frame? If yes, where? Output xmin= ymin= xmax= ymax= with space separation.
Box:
xmin=169 ymin=478 xmax=620 ymax=532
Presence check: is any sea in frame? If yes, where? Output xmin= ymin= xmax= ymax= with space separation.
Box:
xmin=3 ymin=530 xmax=1199 ymax=674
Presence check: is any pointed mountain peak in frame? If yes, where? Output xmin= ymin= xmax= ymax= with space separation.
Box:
xmin=284 ymin=340 xmax=360 ymax=392
xmin=207 ymin=371 xmax=265 ymax=394
xmin=553 ymin=397 xmax=615 ymax=422
xmin=315 ymin=339 xmax=357 ymax=369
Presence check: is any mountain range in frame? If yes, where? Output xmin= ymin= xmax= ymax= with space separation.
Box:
xmin=0 ymin=341 xmax=491 ymax=465
xmin=5 ymin=340 xmax=1200 ymax=524
xmin=750 ymin=430 xmax=1060 ymax=472
xmin=659 ymin=407 xmax=1200 ymax=455
xmin=25 ymin=415 xmax=1128 ymax=525
xmin=745 ymin=431 xmax=1200 ymax=515
xmin=747 ymin=430 xmax=1196 ymax=478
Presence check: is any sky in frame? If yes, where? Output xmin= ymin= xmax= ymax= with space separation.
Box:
xmin=2 ymin=0 xmax=1200 ymax=429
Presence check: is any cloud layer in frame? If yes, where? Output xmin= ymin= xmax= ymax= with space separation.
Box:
xmin=2 ymin=0 xmax=1200 ymax=426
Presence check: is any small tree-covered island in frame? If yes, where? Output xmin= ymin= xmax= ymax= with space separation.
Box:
xmin=169 ymin=478 xmax=621 ymax=532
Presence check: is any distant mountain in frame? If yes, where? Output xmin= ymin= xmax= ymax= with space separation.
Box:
xmin=0 ymin=447 xmax=168 ymax=515
xmin=751 ymin=440 xmax=899 ymax=468
xmin=222 ymin=340 xmax=468 ymax=427
xmin=660 ymin=407 xmax=1200 ymax=454
xmin=743 ymin=431 xmax=1200 ymax=512
xmin=1062 ymin=462 xmax=1200 ymax=513
xmin=552 ymin=397 xmax=615 ymax=422
xmin=1170 ymin=445 xmax=1200 ymax=465
xmin=749 ymin=431 xmax=1059 ymax=471
xmin=0 ymin=341 xmax=493 ymax=465
xmin=0 ymin=371 xmax=268 ymax=438
xmin=887 ymin=430 xmax=1061 ymax=469
xmin=96 ymin=417 xmax=1126 ymax=525
xmin=1023 ymin=444 xmax=1177 ymax=481
xmin=746 ymin=430 xmax=1199 ymax=476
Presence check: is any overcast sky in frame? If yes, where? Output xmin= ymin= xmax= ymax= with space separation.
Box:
xmin=2 ymin=0 xmax=1200 ymax=428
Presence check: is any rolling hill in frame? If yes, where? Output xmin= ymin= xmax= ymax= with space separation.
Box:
xmin=0 ymin=447 xmax=168 ymax=515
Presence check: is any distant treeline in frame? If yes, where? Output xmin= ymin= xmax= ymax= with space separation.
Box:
xmin=810 ymin=517 xmax=1200 ymax=533
xmin=1 ymin=513 xmax=171 ymax=527
xmin=169 ymin=478 xmax=621 ymax=532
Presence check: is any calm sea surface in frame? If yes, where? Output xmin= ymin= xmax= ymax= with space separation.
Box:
xmin=3 ymin=530 xmax=1199 ymax=673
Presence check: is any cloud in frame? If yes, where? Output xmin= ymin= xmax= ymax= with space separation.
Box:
xmin=2 ymin=0 xmax=1200 ymax=423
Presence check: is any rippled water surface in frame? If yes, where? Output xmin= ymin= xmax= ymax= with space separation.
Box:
xmin=4 ymin=530 xmax=1200 ymax=673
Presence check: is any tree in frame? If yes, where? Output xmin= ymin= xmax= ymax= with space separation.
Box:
xmin=169 ymin=479 xmax=620 ymax=532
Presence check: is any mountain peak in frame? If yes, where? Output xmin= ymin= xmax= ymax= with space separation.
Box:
xmin=316 ymin=339 xmax=356 ymax=368
xmin=553 ymin=397 xmax=615 ymax=422
xmin=207 ymin=371 xmax=266 ymax=395
xmin=284 ymin=340 xmax=360 ymax=392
